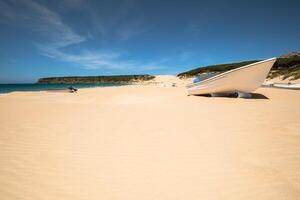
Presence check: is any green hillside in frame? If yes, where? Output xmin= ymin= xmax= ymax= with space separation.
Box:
xmin=178 ymin=54 xmax=300 ymax=81
xmin=37 ymin=75 xmax=155 ymax=84
xmin=269 ymin=56 xmax=300 ymax=80
xmin=177 ymin=60 xmax=259 ymax=77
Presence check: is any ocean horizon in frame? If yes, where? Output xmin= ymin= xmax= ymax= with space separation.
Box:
xmin=0 ymin=83 xmax=126 ymax=94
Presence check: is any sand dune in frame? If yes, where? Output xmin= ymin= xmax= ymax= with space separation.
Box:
xmin=0 ymin=84 xmax=300 ymax=200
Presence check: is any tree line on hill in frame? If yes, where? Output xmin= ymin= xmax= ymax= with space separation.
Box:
xmin=37 ymin=75 xmax=155 ymax=84
xmin=177 ymin=52 xmax=300 ymax=81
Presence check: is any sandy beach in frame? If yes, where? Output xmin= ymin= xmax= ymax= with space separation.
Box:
xmin=0 ymin=77 xmax=300 ymax=200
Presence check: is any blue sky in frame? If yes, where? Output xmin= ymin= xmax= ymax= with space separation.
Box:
xmin=0 ymin=0 xmax=300 ymax=83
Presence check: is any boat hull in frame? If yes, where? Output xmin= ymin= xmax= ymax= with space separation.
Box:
xmin=186 ymin=58 xmax=276 ymax=95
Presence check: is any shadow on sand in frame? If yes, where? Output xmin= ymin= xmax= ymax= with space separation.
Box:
xmin=191 ymin=93 xmax=269 ymax=99
xmin=250 ymin=93 xmax=269 ymax=99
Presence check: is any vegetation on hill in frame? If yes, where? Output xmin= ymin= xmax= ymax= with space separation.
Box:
xmin=37 ymin=75 xmax=155 ymax=84
xmin=268 ymin=56 xmax=300 ymax=80
xmin=177 ymin=60 xmax=259 ymax=78
xmin=177 ymin=53 xmax=300 ymax=81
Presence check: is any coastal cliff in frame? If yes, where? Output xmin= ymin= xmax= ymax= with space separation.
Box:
xmin=178 ymin=52 xmax=300 ymax=81
xmin=37 ymin=75 xmax=155 ymax=84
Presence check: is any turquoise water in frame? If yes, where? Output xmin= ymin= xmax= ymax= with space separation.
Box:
xmin=0 ymin=83 xmax=126 ymax=94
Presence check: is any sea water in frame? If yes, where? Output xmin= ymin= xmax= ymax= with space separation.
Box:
xmin=0 ymin=83 xmax=126 ymax=94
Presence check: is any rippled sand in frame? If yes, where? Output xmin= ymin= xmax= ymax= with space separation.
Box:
xmin=0 ymin=85 xmax=300 ymax=200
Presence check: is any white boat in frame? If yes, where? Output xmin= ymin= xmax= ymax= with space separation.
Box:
xmin=186 ymin=58 xmax=277 ymax=97
xmin=271 ymin=83 xmax=300 ymax=90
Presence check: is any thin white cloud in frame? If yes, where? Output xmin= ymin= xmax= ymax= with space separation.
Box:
xmin=0 ymin=0 xmax=85 ymax=47
xmin=0 ymin=0 xmax=163 ymax=71
xmin=60 ymin=0 xmax=147 ymax=41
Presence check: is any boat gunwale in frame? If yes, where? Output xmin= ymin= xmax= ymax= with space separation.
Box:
xmin=186 ymin=57 xmax=277 ymax=89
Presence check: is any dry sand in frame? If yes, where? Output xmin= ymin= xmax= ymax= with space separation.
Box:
xmin=0 ymin=78 xmax=300 ymax=200
xmin=264 ymin=76 xmax=300 ymax=85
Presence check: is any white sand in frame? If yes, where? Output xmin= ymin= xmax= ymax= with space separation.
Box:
xmin=0 ymin=80 xmax=300 ymax=200
xmin=265 ymin=76 xmax=300 ymax=84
